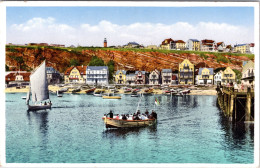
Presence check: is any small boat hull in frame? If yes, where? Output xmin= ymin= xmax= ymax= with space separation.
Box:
xmin=103 ymin=117 xmax=156 ymax=128
xmin=102 ymin=96 xmax=121 ymax=99
xmin=28 ymin=104 xmax=51 ymax=111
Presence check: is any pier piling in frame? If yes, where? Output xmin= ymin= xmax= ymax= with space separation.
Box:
xmin=216 ymin=85 xmax=254 ymax=123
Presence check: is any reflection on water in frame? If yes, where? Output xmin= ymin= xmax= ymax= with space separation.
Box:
xmin=102 ymin=125 xmax=157 ymax=139
xmin=6 ymin=93 xmax=254 ymax=163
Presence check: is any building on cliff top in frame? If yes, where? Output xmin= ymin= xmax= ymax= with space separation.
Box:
xmin=200 ymin=39 xmax=216 ymax=52
xmin=160 ymin=38 xmax=174 ymax=50
xmin=186 ymin=39 xmax=200 ymax=51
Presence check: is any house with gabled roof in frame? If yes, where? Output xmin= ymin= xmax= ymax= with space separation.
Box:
xmin=225 ymin=45 xmax=232 ymax=52
xmin=197 ymin=68 xmax=214 ymax=85
xmin=149 ymin=69 xmax=160 ymax=85
xmin=115 ymin=70 xmax=127 ymax=84
xmin=160 ymin=38 xmax=174 ymax=50
xmin=5 ymin=71 xmax=31 ymax=87
xmin=179 ymin=59 xmax=194 ymax=85
xmin=216 ymin=42 xmax=226 ymax=52
xmin=86 ymin=66 xmax=109 ymax=86
xmin=174 ymin=40 xmax=186 ymax=50
xmin=64 ymin=65 xmax=87 ymax=84
xmin=161 ymin=69 xmax=172 ymax=85
xmin=222 ymin=67 xmax=236 ymax=85
xmin=135 ymin=71 xmax=147 ymax=84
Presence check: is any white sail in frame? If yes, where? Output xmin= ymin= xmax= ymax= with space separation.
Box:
xmin=30 ymin=61 xmax=49 ymax=102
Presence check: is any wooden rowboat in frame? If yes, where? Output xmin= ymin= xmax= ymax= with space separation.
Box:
xmin=102 ymin=117 xmax=156 ymax=128
xmin=85 ymin=88 xmax=96 ymax=94
xmin=102 ymin=96 xmax=121 ymax=99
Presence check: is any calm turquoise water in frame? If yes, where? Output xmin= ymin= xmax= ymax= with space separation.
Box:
xmin=6 ymin=93 xmax=254 ymax=163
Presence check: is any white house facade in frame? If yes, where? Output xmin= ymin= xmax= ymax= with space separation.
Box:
xmin=86 ymin=66 xmax=109 ymax=86
xmin=214 ymin=71 xmax=223 ymax=85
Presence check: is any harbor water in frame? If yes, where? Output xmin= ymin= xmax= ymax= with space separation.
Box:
xmin=5 ymin=93 xmax=254 ymax=163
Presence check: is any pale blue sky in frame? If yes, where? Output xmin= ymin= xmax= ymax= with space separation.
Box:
xmin=6 ymin=7 xmax=255 ymax=46
xmin=7 ymin=7 xmax=254 ymax=27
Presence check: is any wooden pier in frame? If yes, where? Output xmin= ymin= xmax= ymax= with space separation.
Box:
xmin=216 ymin=86 xmax=254 ymax=123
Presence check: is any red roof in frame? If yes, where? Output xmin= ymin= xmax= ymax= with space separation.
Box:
xmin=64 ymin=66 xmax=87 ymax=75
xmin=5 ymin=72 xmax=31 ymax=82
xmin=175 ymin=40 xmax=185 ymax=43
xmin=250 ymin=43 xmax=255 ymax=47
xmin=217 ymin=42 xmax=223 ymax=46
xmin=201 ymin=39 xmax=215 ymax=44
xmin=226 ymin=45 xmax=232 ymax=49
xmin=162 ymin=38 xmax=174 ymax=45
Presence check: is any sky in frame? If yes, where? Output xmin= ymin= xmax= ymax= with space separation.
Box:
xmin=6 ymin=6 xmax=255 ymax=47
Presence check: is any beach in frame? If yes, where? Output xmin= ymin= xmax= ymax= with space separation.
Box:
xmin=5 ymin=85 xmax=217 ymax=95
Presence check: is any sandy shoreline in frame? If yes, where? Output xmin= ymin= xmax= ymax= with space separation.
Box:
xmin=5 ymin=86 xmax=217 ymax=95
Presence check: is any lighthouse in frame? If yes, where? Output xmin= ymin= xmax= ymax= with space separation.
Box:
xmin=104 ymin=38 xmax=107 ymax=48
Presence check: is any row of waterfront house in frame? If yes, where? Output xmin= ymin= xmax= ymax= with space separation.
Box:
xmin=5 ymin=59 xmax=255 ymax=88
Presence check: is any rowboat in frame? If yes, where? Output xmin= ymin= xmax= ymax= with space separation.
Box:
xmin=143 ymin=88 xmax=154 ymax=94
xmin=71 ymin=87 xmax=81 ymax=93
xmin=103 ymin=117 xmax=156 ymax=128
xmin=58 ymin=87 xmax=68 ymax=93
xmin=85 ymin=88 xmax=96 ymax=94
xmin=102 ymin=96 xmax=121 ymax=99
xmin=93 ymin=89 xmax=105 ymax=97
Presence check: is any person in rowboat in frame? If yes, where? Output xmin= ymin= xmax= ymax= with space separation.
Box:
xmin=108 ymin=110 xmax=113 ymax=118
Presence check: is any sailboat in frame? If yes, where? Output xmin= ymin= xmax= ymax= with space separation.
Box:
xmin=26 ymin=61 xmax=52 ymax=111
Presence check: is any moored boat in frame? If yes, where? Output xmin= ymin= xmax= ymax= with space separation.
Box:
xmin=143 ymin=88 xmax=154 ymax=95
xmin=85 ymin=88 xmax=96 ymax=94
xmin=102 ymin=96 xmax=121 ymax=99
xmin=71 ymin=87 xmax=81 ymax=93
xmin=58 ymin=87 xmax=69 ymax=93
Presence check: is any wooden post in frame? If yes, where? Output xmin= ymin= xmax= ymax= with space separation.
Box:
xmin=234 ymin=94 xmax=237 ymax=122
xmin=223 ymin=94 xmax=226 ymax=115
xmin=245 ymin=87 xmax=251 ymax=121
xmin=229 ymin=87 xmax=234 ymax=121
